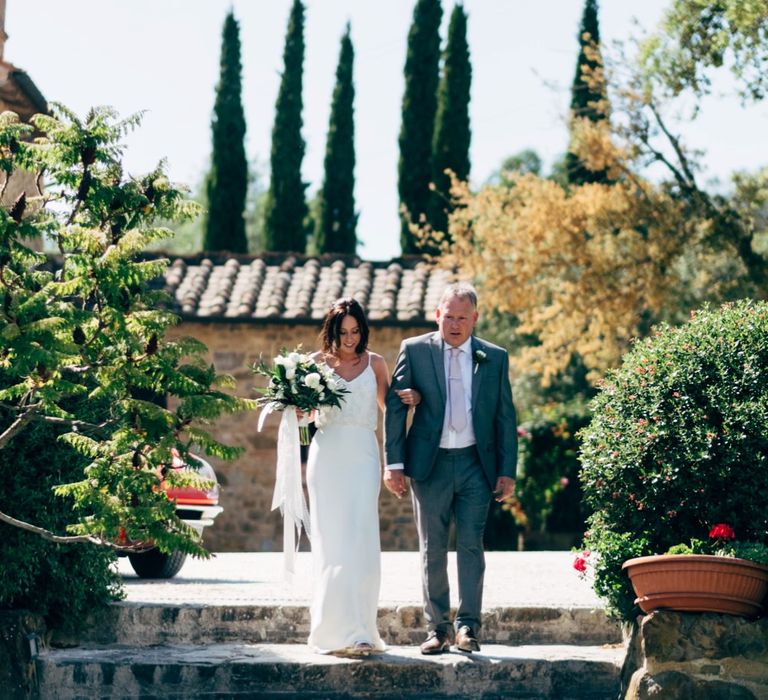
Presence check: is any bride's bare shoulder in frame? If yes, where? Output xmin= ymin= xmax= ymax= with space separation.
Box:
xmin=368 ymin=351 xmax=388 ymax=371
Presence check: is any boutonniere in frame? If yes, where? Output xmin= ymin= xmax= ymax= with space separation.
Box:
xmin=472 ymin=349 xmax=487 ymax=374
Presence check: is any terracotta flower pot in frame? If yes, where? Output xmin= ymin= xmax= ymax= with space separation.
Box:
xmin=622 ymin=554 xmax=768 ymax=618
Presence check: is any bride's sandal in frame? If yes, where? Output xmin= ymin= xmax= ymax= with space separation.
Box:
xmin=329 ymin=641 xmax=381 ymax=658
xmin=351 ymin=641 xmax=374 ymax=656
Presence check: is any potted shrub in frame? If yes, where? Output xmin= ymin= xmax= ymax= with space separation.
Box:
xmin=622 ymin=523 xmax=768 ymax=617
xmin=576 ymin=300 xmax=768 ymax=621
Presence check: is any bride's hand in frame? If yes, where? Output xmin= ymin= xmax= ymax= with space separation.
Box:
xmin=396 ymin=388 xmax=421 ymax=408
xmin=295 ymin=408 xmax=316 ymax=422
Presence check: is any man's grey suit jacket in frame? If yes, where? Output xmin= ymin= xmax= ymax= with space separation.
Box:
xmin=384 ymin=332 xmax=517 ymax=488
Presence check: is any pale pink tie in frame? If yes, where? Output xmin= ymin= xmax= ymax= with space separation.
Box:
xmin=448 ymin=347 xmax=467 ymax=432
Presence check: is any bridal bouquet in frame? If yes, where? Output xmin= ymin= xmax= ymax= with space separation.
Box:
xmin=253 ymin=348 xmax=348 ymax=444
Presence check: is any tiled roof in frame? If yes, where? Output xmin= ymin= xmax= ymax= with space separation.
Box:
xmin=0 ymin=63 xmax=48 ymax=120
xmin=163 ymin=254 xmax=453 ymax=324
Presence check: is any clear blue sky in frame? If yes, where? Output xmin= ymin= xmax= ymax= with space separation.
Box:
xmin=8 ymin=1 xmax=767 ymax=260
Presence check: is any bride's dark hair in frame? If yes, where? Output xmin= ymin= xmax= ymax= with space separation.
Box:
xmin=319 ymin=297 xmax=370 ymax=355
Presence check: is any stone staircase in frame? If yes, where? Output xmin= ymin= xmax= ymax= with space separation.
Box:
xmin=33 ymin=553 xmax=627 ymax=698
xmin=35 ymin=604 xmax=625 ymax=698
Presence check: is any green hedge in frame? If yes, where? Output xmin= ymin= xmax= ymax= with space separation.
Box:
xmin=579 ymin=300 xmax=768 ymax=620
xmin=0 ymin=413 xmax=122 ymax=634
xmin=485 ymin=405 xmax=590 ymax=550
xmin=517 ymin=408 xmax=591 ymax=536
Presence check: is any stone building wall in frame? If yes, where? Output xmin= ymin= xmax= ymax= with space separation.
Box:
xmin=167 ymin=320 xmax=433 ymax=553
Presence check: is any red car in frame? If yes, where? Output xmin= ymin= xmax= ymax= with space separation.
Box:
xmin=123 ymin=453 xmax=223 ymax=578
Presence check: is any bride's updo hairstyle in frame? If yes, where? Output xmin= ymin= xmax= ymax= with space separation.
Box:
xmin=320 ymin=297 xmax=370 ymax=355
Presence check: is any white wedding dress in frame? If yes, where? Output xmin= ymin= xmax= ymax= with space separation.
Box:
xmin=306 ymin=357 xmax=385 ymax=653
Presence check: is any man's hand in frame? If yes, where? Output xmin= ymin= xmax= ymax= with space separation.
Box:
xmin=493 ymin=476 xmax=515 ymax=502
xmin=384 ymin=469 xmax=408 ymax=499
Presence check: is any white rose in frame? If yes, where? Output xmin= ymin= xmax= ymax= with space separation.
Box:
xmin=285 ymin=367 xmax=296 ymax=380
xmin=303 ymin=372 xmax=321 ymax=390
xmin=276 ymin=355 xmax=297 ymax=375
xmin=288 ymin=352 xmax=302 ymax=364
xmin=326 ymin=377 xmax=338 ymax=391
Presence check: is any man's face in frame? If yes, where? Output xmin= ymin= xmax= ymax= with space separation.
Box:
xmin=436 ymin=296 xmax=478 ymax=348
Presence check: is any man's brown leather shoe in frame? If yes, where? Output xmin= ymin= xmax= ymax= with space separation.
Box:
xmin=455 ymin=625 xmax=480 ymax=653
xmin=420 ymin=630 xmax=450 ymax=655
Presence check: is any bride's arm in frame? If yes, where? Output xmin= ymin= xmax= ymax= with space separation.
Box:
xmin=371 ymin=353 xmax=390 ymax=412
xmin=373 ymin=353 xmax=421 ymax=411
xmin=371 ymin=354 xmax=421 ymax=411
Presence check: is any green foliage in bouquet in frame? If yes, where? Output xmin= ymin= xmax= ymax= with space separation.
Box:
xmin=253 ymin=348 xmax=349 ymax=412
xmin=0 ymin=105 xmax=255 ymax=627
xmin=578 ymin=300 xmax=768 ymax=620
xmin=253 ymin=348 xmax=349 ymax=444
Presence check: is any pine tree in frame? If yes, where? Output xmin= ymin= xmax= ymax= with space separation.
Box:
xmin=203 ymin=11 xmax=248 ymax=253
xmin=566 ymin=0 xmax=609 ymax=185
xmin=264 ymin=0 xmax=308 ymax=253
xmin=315 ymin=24 xmax=357 ymax=254
xmin=398 ymin=0 xmax=442 ymax=254
xmin=429 ymin=3 xmax=471 ymax=241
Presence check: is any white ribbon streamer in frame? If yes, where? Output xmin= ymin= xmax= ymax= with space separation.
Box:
xmin=258 ymin=403 xmax=311 ymax=577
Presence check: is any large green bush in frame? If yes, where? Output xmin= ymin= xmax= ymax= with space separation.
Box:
xmin=0 ymin=414 xmax=122 ymax=633
xmin=485 ymin=405 xmax=590 ymax=550
xmin=579 ymin=300 xmax=768 ymax=620
xmin=516 ymin=406 xmax=591 ymax=537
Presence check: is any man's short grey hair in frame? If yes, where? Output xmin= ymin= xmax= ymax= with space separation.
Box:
xmin=438 ymin=281 xmax=478 ymax=309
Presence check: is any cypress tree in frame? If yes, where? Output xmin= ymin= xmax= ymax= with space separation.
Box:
xmin=429 ymin=3 xmax=471 ymax=241
xmin=398 ymin=0 xmax=442 ymax=254
xmin=203 ymin=11 xmax=248 ymax=253
xmin=264 ymin=0 xmax=308 ymax=252
xmin=315 ymin=23 xmax=357 ymax=254
xmin=566 ymin=0 xmax=609 ymax=185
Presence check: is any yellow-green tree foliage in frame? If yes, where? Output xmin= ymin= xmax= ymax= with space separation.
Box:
xmin=443 ymin=1 xmax=768 ymax=387
xmin=446 ymin=173 xmax=679 ymax=384
xmin=445 ymin=122 xmax=767 ymax=385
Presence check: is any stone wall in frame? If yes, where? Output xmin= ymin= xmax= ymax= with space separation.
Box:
xmin=622 ymin=611 xmax=768 ymax=699
xmin=167 ymin=321 xmax=431 ymax=553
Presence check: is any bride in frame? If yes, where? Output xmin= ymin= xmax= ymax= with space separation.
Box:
xmin=304 ymin=297 xmax=418 ymax=656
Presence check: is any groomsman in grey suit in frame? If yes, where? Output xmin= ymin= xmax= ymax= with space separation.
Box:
xmin=384 ymin=282 xmax=517 ymax=654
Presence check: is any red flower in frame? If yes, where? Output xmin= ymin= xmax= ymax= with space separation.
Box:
xmin=709 ymin=523 xmax=736 ymax=540
xmin=573 ymin=557 xmax=588 ymax=573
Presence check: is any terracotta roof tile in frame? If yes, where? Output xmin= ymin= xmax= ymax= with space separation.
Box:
xmin=162 ymin=254 xmax=451 ymax=325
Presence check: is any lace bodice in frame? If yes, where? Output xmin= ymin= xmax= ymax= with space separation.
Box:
xmin=316 ymin=365 xmax=378 ymax=431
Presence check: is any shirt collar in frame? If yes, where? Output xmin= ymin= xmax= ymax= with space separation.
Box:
xmin=443 ymin=337 xmax=473 ymax=355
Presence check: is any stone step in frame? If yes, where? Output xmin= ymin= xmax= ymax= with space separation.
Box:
xmin=70 ymin=602 xmax=622 ymax=648
xmin=37 ymin=642 xmax=626 ymax=699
